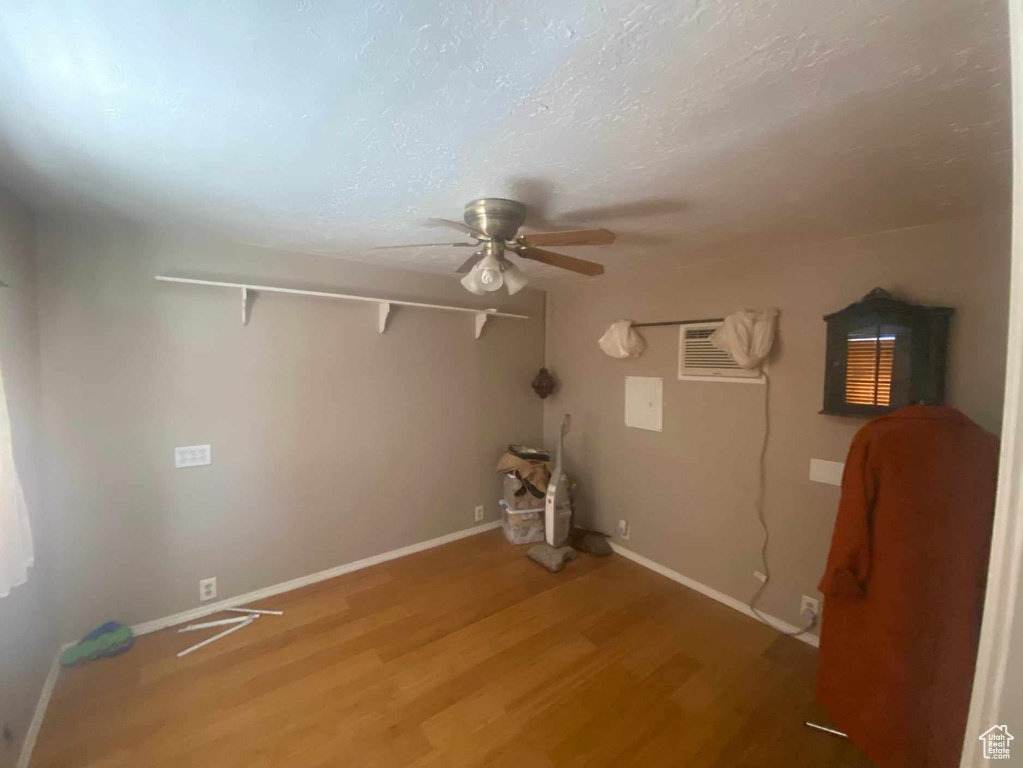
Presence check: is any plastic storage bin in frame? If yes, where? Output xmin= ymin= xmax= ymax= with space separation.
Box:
xmin=500 ymin=499 xmax=545 ymax=544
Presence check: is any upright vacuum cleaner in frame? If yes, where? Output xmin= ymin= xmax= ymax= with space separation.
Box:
xmin=528 ymin=414 xmax=577 ymax=572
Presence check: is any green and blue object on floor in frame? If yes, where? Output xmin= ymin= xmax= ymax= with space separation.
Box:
xmin=59 ymin=621 xmax=134 ymax=666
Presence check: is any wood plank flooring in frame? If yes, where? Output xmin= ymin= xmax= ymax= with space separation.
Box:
xmin=32 ymin=530 xmax=872 ymax=766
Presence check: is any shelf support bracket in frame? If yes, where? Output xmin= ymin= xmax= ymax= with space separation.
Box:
xmin=241 ymin=287 xmax=251 ymax=325
xmin=378 ymin=302 xmax=392 ymax=334
xmin=474 ymin=312 xmax=489 ymax=340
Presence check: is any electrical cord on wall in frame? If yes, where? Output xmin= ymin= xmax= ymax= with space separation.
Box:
xmin=748 ymin=372 xmax=818 ymax=638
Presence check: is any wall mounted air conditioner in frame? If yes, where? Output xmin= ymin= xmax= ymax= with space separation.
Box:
xmin=678 ymin=321 xmax=764 ymax=383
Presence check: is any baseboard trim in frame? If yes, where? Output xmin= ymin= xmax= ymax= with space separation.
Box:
xmin=610 ymin=543 xmax=820 ymax=648
xmin=15 ymin=644 xmax=65 ymax=768
xmin=131 ymin=520 xmax=502 ymax=636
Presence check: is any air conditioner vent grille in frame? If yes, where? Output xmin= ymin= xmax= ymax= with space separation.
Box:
xmin=678 ymin=322 xmax=761 ymax=380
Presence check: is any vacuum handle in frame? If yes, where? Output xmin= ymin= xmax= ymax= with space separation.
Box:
xmin=554 ymin=414 xmax=570 ymax=472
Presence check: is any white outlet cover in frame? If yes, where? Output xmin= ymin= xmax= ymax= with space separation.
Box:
xmin=176 ymin=444 xmax=212 ymax=469
xmin=800 ymin=594 xmax=820 ymax=616
xmin=809 ymin=459 xmax=844 ymax=486
xmin=199 ymin=577 xmax=217 ymax=602
xmin=625 ymin=376 xmax=663 ymax=432
xmin=474 ymin=505 xmax=484 ymax=522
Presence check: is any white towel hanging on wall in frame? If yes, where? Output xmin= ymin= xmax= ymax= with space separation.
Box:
xmin=598 ymin=319 xmax=647 ymax=359
xmin=710 ymin=309 xmax=779 ymax=370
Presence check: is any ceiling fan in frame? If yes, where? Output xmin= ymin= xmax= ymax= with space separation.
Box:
xmin=375 ymin=198 xmax=612 ymax=295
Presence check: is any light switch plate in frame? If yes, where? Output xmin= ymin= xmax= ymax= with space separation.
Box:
xmin=175 ymin=445 xmax=211 ymax=469
xmin=809 ymin=459 xmax=844 ymax=486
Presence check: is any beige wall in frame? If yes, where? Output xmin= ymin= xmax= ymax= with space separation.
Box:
xmin=35 ymin=213 xmax=544 ymax=641
xmin=0 ymin=188 xmax=56 ymax=768
xmin=543 ymin=215 xmax=1010 ymax=632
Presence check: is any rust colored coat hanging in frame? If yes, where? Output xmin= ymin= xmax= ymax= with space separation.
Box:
xmin=817 ymin=406 xmax=998 ymax=767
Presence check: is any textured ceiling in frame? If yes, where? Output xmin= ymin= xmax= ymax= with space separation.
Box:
xmin=0 ymin=0 xmax=1011 ymax=280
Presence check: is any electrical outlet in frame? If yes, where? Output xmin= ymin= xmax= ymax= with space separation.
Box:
xmin=617 ymin=519 xmax=630 ymax=540
xmin=800 ymin=594 xmax=820 ymax=618
xmin=175 ymin=445 xmax=211 ymax=469
xmin=199 ymin=577 xmax=217 ymax=602
xmin=753 ymin=570 xmax=767 ymax=583
xmin=474 ymin=505 xmax=484 ymax=523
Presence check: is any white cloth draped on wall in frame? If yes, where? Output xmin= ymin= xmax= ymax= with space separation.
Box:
xmin=710 ymin=309 xmax=779 ymax=369
xmin=0 ymin=362 xmax=32 ymax=598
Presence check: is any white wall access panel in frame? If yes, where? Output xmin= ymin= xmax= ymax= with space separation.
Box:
xmin=625 ymin=376 xmax=663 ymax=432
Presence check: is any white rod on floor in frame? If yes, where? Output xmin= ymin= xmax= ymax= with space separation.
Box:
xmin=803 ymin=721 xmax=849 ymax=739
xmin=154 ymin=276 xmax=529 ymax=319
xmin=227 ymin=607 xmax=284 ymax=616
xmin=177 ymin=617 xmax=256 ymax=658
xmin=177 ymin=616 xmax=253 ymax=632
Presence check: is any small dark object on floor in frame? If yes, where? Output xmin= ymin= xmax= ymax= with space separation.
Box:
xmin=527 ymin=544 xmax=577 ymax=572
xmin=571 ymin=528 xmax=613 ymax=556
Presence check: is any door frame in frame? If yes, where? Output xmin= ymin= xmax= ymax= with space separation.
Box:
xmin=961 ymin=1 xmax=1023 ymax=763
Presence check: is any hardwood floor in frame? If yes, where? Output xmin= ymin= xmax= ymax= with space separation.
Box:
xmin=32 ymin=530 xmax=872 ymax=767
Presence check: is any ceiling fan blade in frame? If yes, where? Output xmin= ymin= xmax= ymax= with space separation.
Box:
xmin=513 ymin=245 xmax=605 ymax=276
xmin=520 ymin=229 xmax=616 ymax=247
xmin=373 ymin=242 xmax=475 ymax=250
xmin=426 ymin=217 xmax=486 ymax=238
xmin=455 ymin=253 xmax=484 ymax=273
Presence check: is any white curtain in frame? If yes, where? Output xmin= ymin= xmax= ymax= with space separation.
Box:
xmin=0 ymin=361 xmax=32 ymax=598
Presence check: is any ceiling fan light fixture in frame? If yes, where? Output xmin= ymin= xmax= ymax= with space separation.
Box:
xmin=460 ymin=269 xmax=486 ymax=295
xmin=475 ymin=250 xmax=504 ymax=292
xmin=384 ymin=199 xmax=608 ymax=288
xmin=478 ymin=267 xmax=503 ymax=292
xmin=502 ymin=262 xmax=528 ymax=295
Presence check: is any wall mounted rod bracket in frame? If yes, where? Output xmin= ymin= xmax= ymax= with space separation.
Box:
xmin=474 ymin=312 xmax=490 ymax=339
xmin=241 ymin=287 xmax=255 ymax=325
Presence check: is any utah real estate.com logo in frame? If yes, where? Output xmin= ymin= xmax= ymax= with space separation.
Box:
xmin=979 ymin=725 xmax=1013 ymax=760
